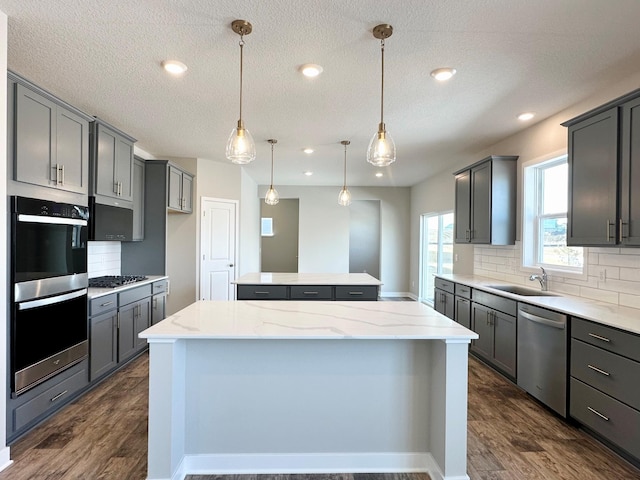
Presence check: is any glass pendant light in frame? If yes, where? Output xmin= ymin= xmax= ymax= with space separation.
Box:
xmin=367 ymin=24 xmax=396 ymax=167
xmin=338 ymin=140 xmax=352 ymax=206
xmin=265 ymin=139 xmax=279 ymax=205
xmin=226 ymin=20 xmax=256 ymax=164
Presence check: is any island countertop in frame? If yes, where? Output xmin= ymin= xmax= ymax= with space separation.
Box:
xmin=139 ymin=300 xmax=477 ymax=341
xmin=232 ymin=272 xmax=382 ymax=285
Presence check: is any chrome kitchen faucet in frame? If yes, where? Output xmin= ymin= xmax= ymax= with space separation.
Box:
xmin=529 ymin=266 xmax=548 ymax=291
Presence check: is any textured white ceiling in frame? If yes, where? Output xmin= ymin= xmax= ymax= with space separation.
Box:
xmin=2 ymin=0 xmax=640 ymax=187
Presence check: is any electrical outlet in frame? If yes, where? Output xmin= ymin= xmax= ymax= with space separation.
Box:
xmin=599 ymin=270 xmax=606 ymax=281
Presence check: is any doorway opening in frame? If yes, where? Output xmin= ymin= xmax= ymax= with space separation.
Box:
xmin=419 ymin=212 xmax=454 ymax=304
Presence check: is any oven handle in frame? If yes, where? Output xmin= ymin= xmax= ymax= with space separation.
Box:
xmin=18 ymin=288 xmax=87 ymax=311
xmin=17 ymin=214 xmax=87 ymax=226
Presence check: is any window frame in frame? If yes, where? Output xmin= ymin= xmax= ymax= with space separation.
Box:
xmin=522 ymin=152 xmax=587 ymax=278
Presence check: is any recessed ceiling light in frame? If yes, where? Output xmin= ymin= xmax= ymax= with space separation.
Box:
xmin=430 ymin=67 xmax=456 ymax=81
xmin=299 ymin=64 xmax=323 ymax=78
xmin=303 ymin=148 xmax=314 ymax=154
xmin=161 ymin=60 xmax=188 ymax=75
xmin=304 ymin=171 xmax=313 ymax=176
xmin=518 ymin=112 xmax=536 ymax=121
xmin=375 ymin=172 xmax=383 ymax=178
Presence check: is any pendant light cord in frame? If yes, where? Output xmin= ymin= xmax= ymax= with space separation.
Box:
xmin=380 ymin=38 xmax=385 ymax=127
xmin=239 ymin=36 xmax=244 ymax=123
xmin=343 ymin=143 xmax=348 ymax=189
xmin=270 ymin=141 xmax=275 ymax=188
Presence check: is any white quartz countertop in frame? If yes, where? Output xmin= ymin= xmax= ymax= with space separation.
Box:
xmin=437 ymin=274 xmax=640 ymax=335
xmin=88 ymin=275 xmax=169 ymax=299
xmin=233 ymin=272 xmax=382 ymax=285
xmin=140 ymin=300 xmax=477 ymax=341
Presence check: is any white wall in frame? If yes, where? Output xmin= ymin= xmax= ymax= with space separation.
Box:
xmin=257 ymin=185 xmax=411 ymax=294
xmin=0 ymin=9 xmax=11 ymax=470
xmin=239 ymin=169 xmax=260 ymax=276
xmin=409 ymin=69 xmax=640 ymax=301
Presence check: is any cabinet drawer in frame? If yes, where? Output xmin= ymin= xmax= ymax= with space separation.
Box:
xmin=455 ymin=283 xmax=471 ymax=299
xmin=335 ymin=285 xmax=378 ymax=300
xmin=434 ymin=277 xmax=454 ymax=294
xmin=472 ymin=289 xmax=517 ymax=316
xmin=570 ymin=377 xmax=640 ymax=460
xmin=152 ymin=280 xmax=168 ymax=295
xmin=14 ymin=368 xmax=87 ymax=431
xmin=89 ymin=293 xmax=117 ymax=316
xmin=572 ymin=317 xmax=640 ymax=362
xmin=237 ymin=285 xmax=288 ymax=300
xmin=571 ymin=339 xmax=640 ymax=410
xmin=290 ymin=286 xmax=333 ymax=300
xmin=119 ymin=284 xmax=152 ymax=306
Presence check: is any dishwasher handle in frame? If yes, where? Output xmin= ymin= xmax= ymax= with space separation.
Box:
xmin=519 ymin=310 xmax=566 ymax=329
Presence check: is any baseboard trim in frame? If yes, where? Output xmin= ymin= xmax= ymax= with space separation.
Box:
xmin=164 ymin=452 xmax=461 ymax=479
xmin=378 ymin=291 xmax=413 ymax=299
xmin=0 ymin=445 xmax=12 ymax=473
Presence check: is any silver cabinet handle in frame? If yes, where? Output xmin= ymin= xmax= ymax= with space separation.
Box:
xmin=588 ymin=332 xmax=610 ymax=342
xmin=587 ymin=364 xmax=610 ymax=376
xmin=114 ymin=181 xmax=119 ymax=195
xmin=606 ymin=219 xmax=614 ymax=242
xmin=60 ymin=164 xmax=65 ymax=185
xmin=303 ymin=291 xmax=319 ymax=295
xmin=587 ymin=406 xmax=609 ymax=421
xmin=254 ymin=291 xmax=270 ymax=295
xmin=349 ymin=291 xmax=364 ymax=295
xmin=100 ymin=301 xmax=114 ymax=307
xmin=50 ymin=390 xmax=68 ymax=402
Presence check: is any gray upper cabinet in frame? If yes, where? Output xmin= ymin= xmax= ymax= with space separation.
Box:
xmin=453 ymin=155 xmax=518 ymax=245
xmin=12 ymin=79 xmax=90 ymax=194
xmin=132 ymin=158 xmax=145 ymax=241
xmin=564 ymin=89 xmax=640 ymax=246
xmin=168 ymin=164 xmax=194 ymax=213
xmin=90 ymin=120 xmax=136 ymax=207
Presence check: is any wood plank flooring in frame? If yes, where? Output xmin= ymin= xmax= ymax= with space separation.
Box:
xmin=0 ymin=351 xmax=639 ymax=479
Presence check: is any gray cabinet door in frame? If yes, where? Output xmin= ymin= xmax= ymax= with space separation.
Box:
xmin=182 ymin=173 xmax=194 ymax=213
xmin=89 ymin=311 xmax=117 ymax=380
xmin=567 ymin=107 xmax=618 ymax=246
xmin=434 ymin=288 xmax=454 ymax=319
xmin=132 ymin=158 xmax=145 ymax=241
xmin=471 ymin=161 xmax=492 ymax=244
xmin=118 ymin=303 xmax=136 ymax=362
xmin=134 ymin=298 xmax=151 ymax=351
xmin=168 ymin=165 xmax=183 ymax=210
xmin=621 ymin=96 xmax=640 ymax=245
xmin=116 ymin=136 xmax=134 ymax=201
xmin=151 ymin=293 xmax=166 ymax=325
xmin=471 ymin=303 xmax=493 ymax=360
xmin=95 ymin=124 xmax=118 ymax=198
xmin=493 ymin=311 xmax=516 ymax=378
xmin=454 ymin=169 xmax=471 ymax=242
xmin=55 ymin=108 xmax=89 ymax=193
xmin=14 ymin=84 xmax=56 ymax=188
xmin=455 ymin=297 xmax=471 ymax=329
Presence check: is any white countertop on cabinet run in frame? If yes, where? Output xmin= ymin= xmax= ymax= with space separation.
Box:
xmin=232 ymin=272 xmax=382 ymax=285
xmin=140 ymin=300 xmax=477 ymax=340
xmin=87 ymin=275 xmax=168 ymax=299
xmin=437 ymin=274 xmax=640 ymax=335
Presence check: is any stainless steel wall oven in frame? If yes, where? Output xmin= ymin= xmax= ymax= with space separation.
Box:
xmin=10 ymin=196 xmax=89 ymax=395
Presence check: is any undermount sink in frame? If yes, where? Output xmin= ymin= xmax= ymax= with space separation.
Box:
xmin=487 ymin=285 xmax=557 ymax=297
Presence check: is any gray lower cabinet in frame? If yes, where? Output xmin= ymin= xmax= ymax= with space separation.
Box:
xmin=455 ymin=296 xmax=471 ymax=329
xmin=434 ymin=277 xmax=455 ymax=319
xmin=89 ymin=310 xmax=118 ymax=380
xmin=11 ymin=75 xmax=91 ymax=194
xmin=236 ymin=284 xmax=379 ymax=301
xmin=570 ymin=317 xmax=640 ymax=462
xmin=90 ymin=119 xmax=136 ymax=206
xmin=470 ymin=290 xmax=517 ymax=379
xmin=334 ymin=285 xmax=378 ymax=300
xmin=132 ymin=157 xmax=145 ymax=241
xmin=151 ymin=280 xmax=168 ymax=325
xmin=453 ymin=155 xmax=518 ymax=245
xmin=118 ymin=285 xmax=152 ymax=362
xmin=237 ymin=285 xmax=288 ymax=300
xmin=290 ymin=285 xmax=333 ymax=300
xmin=6 ymin=360 xmax=88 ymax=442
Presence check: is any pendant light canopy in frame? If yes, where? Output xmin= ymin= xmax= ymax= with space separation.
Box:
xmin=265 ymin=139 xmax=279 ymax=205
xmin=338 ymin=140 xmax=352 ymax=206
xmin=367 ymin=24 xmax=396 ymax=167
xmin=226 ymin=20 xmax=256 ymax=164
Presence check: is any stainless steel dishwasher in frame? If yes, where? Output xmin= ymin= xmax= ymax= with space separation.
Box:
xmin=517 ymin=303 xmax=568 ymax=417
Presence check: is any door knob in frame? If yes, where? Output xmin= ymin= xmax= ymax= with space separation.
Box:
xmin=228 ymin=264 xmax=234 ymax=267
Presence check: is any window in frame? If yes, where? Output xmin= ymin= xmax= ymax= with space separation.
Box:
xmin=523 ymin=155 xmax=584 ymax=273
xmin=261 ymin=217 xmax=274 ymax=237
xmin=419 ymin=212 xmax=454 ymax=303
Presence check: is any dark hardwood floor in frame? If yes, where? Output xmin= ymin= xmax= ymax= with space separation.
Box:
xmin=1 ymin=351 xmax=639 ymax=479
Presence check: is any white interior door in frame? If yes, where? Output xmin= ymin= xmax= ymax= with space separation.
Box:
xmin=200 ymin=198 xmax=237 ymax=300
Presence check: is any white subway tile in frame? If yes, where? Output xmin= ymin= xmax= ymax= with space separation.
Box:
xmin=619 ymin=267 xmax=640 ymax=282
xmin=599 ymin=253 xmax=640 ymax=268
xmin=579 ymin=286 xmax=619 ymax=305
xmin=619 ymin=294 xmax=640 ymax=310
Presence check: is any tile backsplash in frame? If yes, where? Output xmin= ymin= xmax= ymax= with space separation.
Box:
xmin=474 ymin=242 xmax=640 ymax=309
xmin=88 ymin=241 xmax=121 ymax=278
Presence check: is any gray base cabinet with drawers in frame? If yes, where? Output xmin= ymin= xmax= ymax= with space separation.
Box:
xmin=570 ymin=317 xmax=640 ymax=463
xmin=236 ymin=284 xmax=379 ymax=301
xmin=434 ymin=277 xmax=455 ymax=319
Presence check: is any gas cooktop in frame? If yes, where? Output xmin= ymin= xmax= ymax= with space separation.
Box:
xmin=88 ymin=275 xmax=148 ymax=288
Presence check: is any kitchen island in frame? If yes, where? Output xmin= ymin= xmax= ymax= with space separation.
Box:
xmin=140 ymin=300 xmax=477 ymax=480
xmin=234 ymin=272 xmax=383 ymax=300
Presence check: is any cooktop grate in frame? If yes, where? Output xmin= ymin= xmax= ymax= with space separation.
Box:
xmin=88 ymin=275 xmax=148 ymax=288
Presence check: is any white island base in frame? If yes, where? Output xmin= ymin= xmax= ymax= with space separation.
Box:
xmin=142 ymin=301 xmax=477 ymax=480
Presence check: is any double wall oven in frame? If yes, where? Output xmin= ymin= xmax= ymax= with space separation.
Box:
xmin=10 ymin=196 xmax=89 ymax=395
